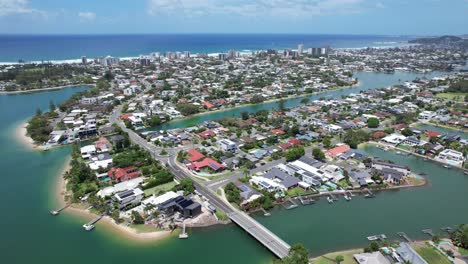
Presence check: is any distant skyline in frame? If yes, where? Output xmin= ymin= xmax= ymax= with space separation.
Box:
xmin=0 ymin=0 xmax=467 ymax=35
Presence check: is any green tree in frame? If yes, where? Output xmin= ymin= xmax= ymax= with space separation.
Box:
xmin=131 ymin=210 xmax=145 ymax=224
xmin=335 ymin=255 xmax=344 ymax=264
xmin=367 ymin=117 xmax=380 ymax=128
xmin=401 ymin=128 xmax=414 ymax=137
xmin=241 ymin=111 xmax=249 ymax=120
xmin=173 ymin=178 xmax=195 ymax=195
xmin=323 ymin=137 xmax=332 ymax=148
xmin=49 ymin=100 xmax=56 ymax=112
xmin=312 ymin=148 xmax=326 ymax=161
xmin=275 ymin=243 xmax=309 ymax=264
xmin=300 ymin=97 xmax=310 ymax=105
xmin=225 ymin=182 xmax=241 ymax=204
xmin=285 ymin=147 xmax=305 ymax=162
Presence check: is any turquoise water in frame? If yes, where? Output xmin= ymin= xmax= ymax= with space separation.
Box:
xmin=1 ymin=70 xmax=466 ymax=263
xmin=151 ymin=71 xmax=443 ymax=131
xmin=0 ymin=87 xmax=272 ymax=264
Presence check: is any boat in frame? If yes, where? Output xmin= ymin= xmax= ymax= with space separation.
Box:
xmin=365 ymin=194 xmax=375 ymax=198
xmin=344 ymin=195 xmax=351 ymax=201
xmin=367 ymin=234 xmax=387 ymax=241
xmin=464 ymin=171 xmax=468 ymax=175
xmin=83 ymin=224 xmax=94 ymax=231
xmin=327 ymin=196 xmax=333 ymax=204
xmin=383 ymin=147 xmax=389 ymax=152
xmin=443 ymin=165 xmax=450 ymax=169
xmin=50 ymin=210 xmax=59 ymax=216
xmin=179 ymin=222 xmax=188 ymax=239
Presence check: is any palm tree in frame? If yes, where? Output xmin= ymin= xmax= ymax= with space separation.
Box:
xmin=335 ymin=255 xmax=344 ymax=264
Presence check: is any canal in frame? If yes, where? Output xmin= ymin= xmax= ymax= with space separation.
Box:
xmin=151 ymin=71 xmax=443 ymax=131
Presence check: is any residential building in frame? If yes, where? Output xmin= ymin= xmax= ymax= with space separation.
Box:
xmin=218 ymin=139 xmax=237 ymax=152
xmin=113 ymin=188 xmax=144 ymax=209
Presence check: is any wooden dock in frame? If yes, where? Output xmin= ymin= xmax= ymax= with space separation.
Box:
xmin=50 ymin=204 xmax=71 ymax=216
xmin=297 ymin=195 xmax=315 ymax=205
xmin=422 ymin=229 xmax=435 ymax=237
xmin=282 ymin=198 xmax=298 ymax=210
xmin=397 ymin=232 xmax=413 ymax=242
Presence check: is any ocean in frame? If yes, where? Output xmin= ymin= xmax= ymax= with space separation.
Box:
xmin=0 ymin=34 xmax=414 ymax=63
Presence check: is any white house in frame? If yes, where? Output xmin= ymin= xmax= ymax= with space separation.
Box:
xmin=381 ymin=134 xmax=406 ymax=145
xmin=418 ymin=111 xmax=436 ymax=122
xmin=218 ymin=139 xmax=237 ymax=152
xmin=436 ymin=149 xmax=465 ymax=168
xmin=80 ymin=145 xmax=96 ymax=159
xmin=249 ymin=176 xmax=286 ymax=193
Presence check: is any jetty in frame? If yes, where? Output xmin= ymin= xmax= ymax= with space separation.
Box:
xmin=50 ymin=204 xmax=71 ymax=216
xmin=179 ymin=222 xmax=188 ymax=239
xmin=260 ymin=208 xmax=271 ymax=216
xmin=441 ymin=227 xmax=454 ymax=233
xmin=397 ymin=232 xmax=413 ymax=242
xmin=367 ymin=234 xmax=387 ymax=241
xmin=364 ymin=189 xmax=375 ymax=198
xmin=83 ymin=214 xmax=104 ymax=231
xmin=282 ymin=198 xmax=298 ymax=210
xmin=297 ymin=195 xmax=315 ymax=205
xmin=422 ymin=229 xmax=435 ymax=237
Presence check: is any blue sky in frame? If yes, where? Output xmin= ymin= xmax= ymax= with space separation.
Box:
xmin=0 ymin=0 xmax=467 ymax=35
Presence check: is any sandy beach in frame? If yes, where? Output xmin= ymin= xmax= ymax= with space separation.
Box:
xmin=54 ymin=154 xmax=173 ymax=243
xmin=15 ymin=121 xmax=46 ymax=151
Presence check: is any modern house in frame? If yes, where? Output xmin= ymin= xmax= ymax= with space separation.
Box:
xmin=113 ymin=188 xmax=144 ymax=209
xmin=435 ymin=149 xmax=465 ymax=168
xmin=218 ymin=139 xmax=237 ymax=152
xmin=158 ymin=196 xmax=202 ymax=218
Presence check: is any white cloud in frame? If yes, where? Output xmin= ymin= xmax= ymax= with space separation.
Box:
xmin=0 ymin=0 xmax=37 ymax=16
xmin=78 ymin=11 xmax=96 ymax=21
xmin=147 ymin=0 xmax=371 ymax=17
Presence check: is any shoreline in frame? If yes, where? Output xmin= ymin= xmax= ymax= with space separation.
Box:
xmin=15 ymin=121 xmax=46 ymax=151
xmin=0 ymin=83 xmax=95 ymax=95
xmin=147 ymin=81 xmax=361 ymax=130
xmin=362 ymin=141 xmax=468 ymax=172
xmin=54 ymin=154 xmax=173 ymax=243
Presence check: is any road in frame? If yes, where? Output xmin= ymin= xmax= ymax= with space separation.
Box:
xmin=109 ymin=93 xmax=291 ymax=259
xmin=205 ymin=157 xmax=286 ymax=190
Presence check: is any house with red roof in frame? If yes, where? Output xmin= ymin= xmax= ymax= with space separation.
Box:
xmin=326 ymin=144 xmax=351 ymax=158
xmin=187 ymin=149 xmax=205 ymax=162
xmin=108 ymin=167 xmax=140 ymax=183
xmin=198 ymin=130 xmax=216 ymax=139
xmin=271 ymin=129 xmax=286 ymax=135
xmin=393 ymin=123 xmax=407 ymax=131
xmin=188 ymin=158 xmax=225 ymax=172
xmin=426 ymin=130 xmax=441 ymax=138
xmin=95 ymin=137 xmax=112 ymax=152
xmin=203 ymin=101 xmax=215 ymax=109
xmin=120 ymin=113 xmax=133 ymax=120
xmin=288 ymin=138 xmax=302 ymax=146
xmin=279 ymin=142 xmax=292 ymax=151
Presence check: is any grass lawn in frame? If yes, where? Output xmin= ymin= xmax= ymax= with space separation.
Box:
xmin=129 ymin=224 xmax=163 ymax=233
xmin=143 ymin=181 xmax=177 ymax=196
xmin=313 ymin=249 xmax=362 ymax=264
xmin=286 ymin=187 xmax=315 ymax=197
xmin=459 ymin=247 xmax=468 ymax=255
xmin=415 ymin=243 xmax=452 ymax=264
xmin=215 ymin=210 xmax=229 ymax=221
xmin=397 ymin=144 xmax=412 ymax=151
xmin=337 ymin=179 xmax=350 ymax=188
xmin=435 ymin=92 xmax=468 ymax=102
